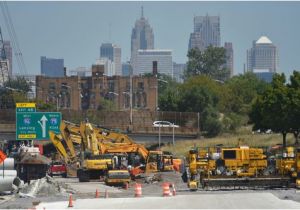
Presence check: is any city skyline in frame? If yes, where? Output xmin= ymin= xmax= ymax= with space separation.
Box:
xmin=0 ymin=2 xmax=299 ymax=77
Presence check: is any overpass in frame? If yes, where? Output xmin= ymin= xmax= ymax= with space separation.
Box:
xmin=0 ymin=123 xmax=198 ymax=142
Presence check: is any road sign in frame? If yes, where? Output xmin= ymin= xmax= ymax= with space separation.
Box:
xmin=16 ymin=103 xmax=36 ymax=112
xmin=16 ymin=112 xmax=61 ymax=140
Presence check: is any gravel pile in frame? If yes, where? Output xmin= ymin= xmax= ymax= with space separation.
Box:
xmin=18 ymin=175 xmax=74 ymax=198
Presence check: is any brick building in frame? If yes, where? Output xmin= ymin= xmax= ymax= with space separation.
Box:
xmin=36 ymin=65 xmax=157 ymax=111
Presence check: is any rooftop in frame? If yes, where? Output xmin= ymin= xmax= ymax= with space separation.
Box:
xmin=256 ymin=36 xmax=272 ymax=44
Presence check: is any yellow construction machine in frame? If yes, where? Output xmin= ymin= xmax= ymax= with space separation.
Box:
xmin=50 ymin=120 xmax=180 ymax=182
xmin=183 ymin=145 xmax=300 ymax=190
xmin=50 ymin=120 xmax=128 ymax=182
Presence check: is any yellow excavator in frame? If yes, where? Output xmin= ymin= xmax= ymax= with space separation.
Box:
xmin=50 ymin=120 xmax=126 ymax=182
xmin=50 ymin=120 xmax=181 ymax=182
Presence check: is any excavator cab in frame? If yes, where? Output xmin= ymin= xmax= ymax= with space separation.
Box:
xmin=145 ymin=151 xmax=174 ymax=173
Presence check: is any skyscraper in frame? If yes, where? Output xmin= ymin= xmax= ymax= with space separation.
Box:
xmin=136 ymin=49 xmax=173 ymax=76
xmin=190 ymin=15 xmax=220 ymax=50
xmin=130 ymin=7 xmax=154 ymax=74
xmin=100 ymin=43 xmax=122 ymax=76
xmin=41 ymin=56 xmax=64 ymax=77
xmin=224 ymin=42 xmax=234 ymax=77
xmin=247 ymin=36 xmax=279 ymax=73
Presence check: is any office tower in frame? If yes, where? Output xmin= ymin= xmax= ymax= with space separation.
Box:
xmin=247 ymin=36 xmax=278 ymax=73
xmin=253 ymin=69 xmax=274 ymax=83
xmin=192 ymin=15 xmax=220 ymax=49
xmin=136 ymin=49 xmax=173 ymax=76
xmin=100 ymin=43 xmax=122 ymax=76
xmin=130 ymin=7 xmax=154 ymax=74
xmin=96 ymin=58 xmax=115 ymax=76
xmin=224 ymin=42 xmax=234 ymax=77
xmin=188 ymin=32 xmax=205 ymax=51
xmin=122 ymin=62 xmax=132 ymax=76
xmin=41 ymin=56 xmax=64 ymax=77
xmin=173 ymin=62 xmax=186 ymax=83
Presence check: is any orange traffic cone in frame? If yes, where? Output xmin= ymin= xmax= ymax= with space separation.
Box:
xmin=134 ymin=183 xmax=142 ymax=197
xmin=105 ymin=189 xmax=109 ymax=198
xmin=68 ymin=194 xmax=73 ymax=208
xmin=95 ymin=189 xmax=99 ymax=198
xmin=162 ymin=182 xmax=171 ymax=197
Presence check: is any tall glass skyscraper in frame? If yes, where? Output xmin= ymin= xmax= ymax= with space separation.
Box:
xmin=41 ymin=56 xmax=64 ymax=77
xmin=189 ymin=15 xmax=220 ymax=51
xmin=247 ymin=36 xmax=278 ymax=73
xmin=130 ymin=7 xmax=154 ymax=74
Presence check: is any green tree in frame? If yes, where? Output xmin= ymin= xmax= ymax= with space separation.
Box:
xmin=0 ymin=76 xmax=31 ymax=109
xmin=250 ymin=73 xmax=290 ymax=147
xmin=97 ymin=98 xmax=117 ymax=111
xmin=185 ymin=46 xmax=229 ymax=81
xmin=177 ymin=76 xmax=222 ymax=136
xmin=221 ymin=72 xmax=269 ymax=115
xmin=158 ymin=74 xmax=180 ymax=111
xmin=288 ymin=71 xmax=300 ymax=144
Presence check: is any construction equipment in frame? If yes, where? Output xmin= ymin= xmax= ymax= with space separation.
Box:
xmin=105 ymin=170 xmax=131 ymax=186
xmin=183 ymin=145 xmax=300 ymax=190
xmin=49 ymin=120 xmax=180 ymax=182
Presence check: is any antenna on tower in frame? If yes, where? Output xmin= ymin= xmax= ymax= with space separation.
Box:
xmin=141 ymin=6 xmax=144 ymax=18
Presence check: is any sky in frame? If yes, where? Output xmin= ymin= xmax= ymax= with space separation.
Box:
xmin=1 ymin=1 xmax=300 ymax=77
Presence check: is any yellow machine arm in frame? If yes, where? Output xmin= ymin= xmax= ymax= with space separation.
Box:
xmin=79 ymin=122 xmax=100 ymax=156
xmin=60 ymin=121 xmax=78 ymax=159
xmin=49 ymin=131 xmax=71 ymax=163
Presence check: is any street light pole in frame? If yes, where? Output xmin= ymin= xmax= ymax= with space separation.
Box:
xmin=130 ymin=74 xmax=133 ymax=126
xmin=159 ymin=125 xmax=161 ymax=148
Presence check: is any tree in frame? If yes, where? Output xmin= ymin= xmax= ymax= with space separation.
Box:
xmin=0 ymin=76 xmax=31 ymax=109
xmin=158 ymin=74 xmax=180 ymax=111
xmin=288 ymin=71 xmax=300 ymax=144
xmin=221 ymin=72 xmax=269 ymax=115
xmin=177 ymin=76 xmax=222 ymax=136
xmin=250 ymin=73 xmax=290 ymax=147
xmin=185 ymin=46 xmax=229 ymax=81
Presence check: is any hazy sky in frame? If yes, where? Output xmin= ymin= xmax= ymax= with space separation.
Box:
xmin=1 ymin=1 xmax=300 ymax=77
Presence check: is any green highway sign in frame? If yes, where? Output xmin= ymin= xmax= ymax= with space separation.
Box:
xmin=16 ymin=112 xmax=61 ymax=140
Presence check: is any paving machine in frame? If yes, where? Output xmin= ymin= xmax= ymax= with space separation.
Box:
xmin=182 ymin=145 xmax=300 ymax=190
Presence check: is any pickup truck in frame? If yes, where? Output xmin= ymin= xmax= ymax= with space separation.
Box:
xmin=49 ymin=161 xmax=67 ymax=178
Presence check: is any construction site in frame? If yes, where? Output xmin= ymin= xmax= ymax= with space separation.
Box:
xmin=1 ymin=117 xmax=300 ymax=209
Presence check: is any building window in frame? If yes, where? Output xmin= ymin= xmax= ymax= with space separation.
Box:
xmin=49 ymin=82 xmax=56 ymax=90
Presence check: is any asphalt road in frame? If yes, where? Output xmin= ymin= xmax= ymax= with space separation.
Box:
xmin=36 ymin=193 xmax=300 ymax=209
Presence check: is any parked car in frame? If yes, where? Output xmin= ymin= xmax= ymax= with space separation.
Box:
xmin=48 ymin=161 xmax=67 ymax=178
xmin=152 ymin=121 xmax=179 ymax=128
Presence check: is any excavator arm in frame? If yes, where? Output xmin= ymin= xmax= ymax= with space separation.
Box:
xmin=49 ymin=131 xmax=72 ymax=164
